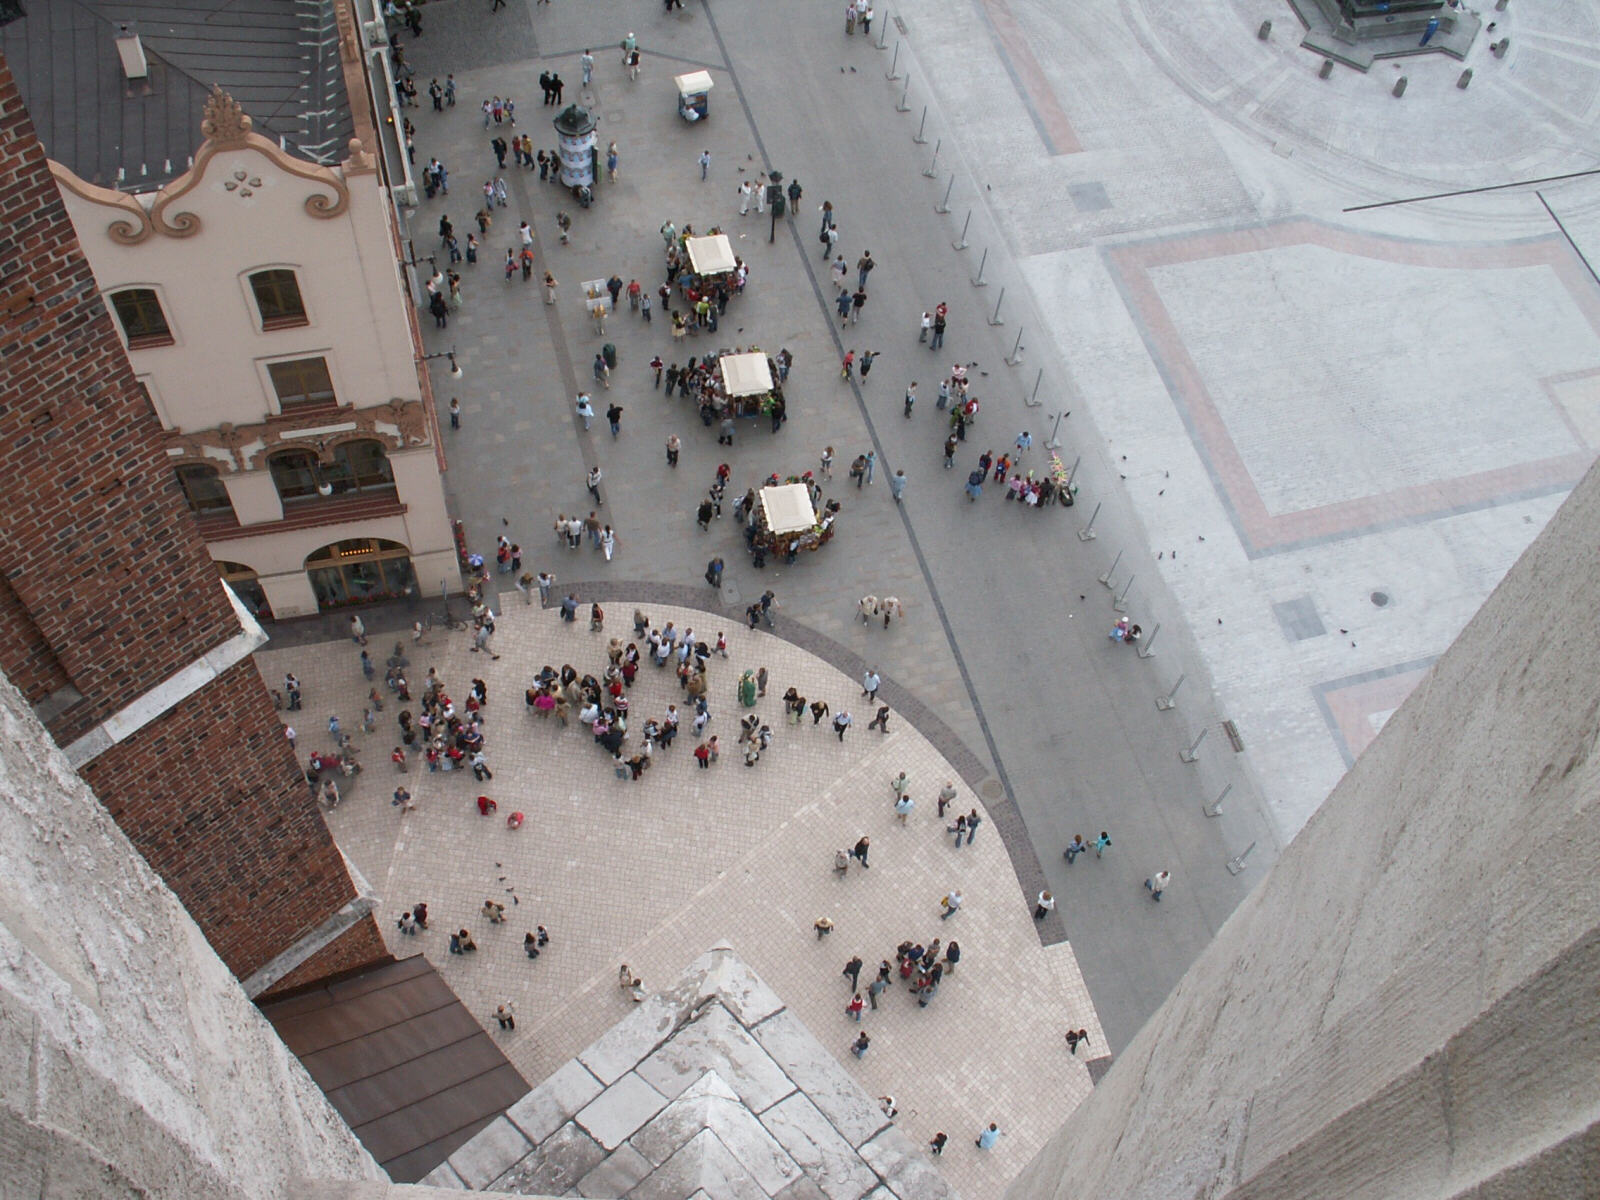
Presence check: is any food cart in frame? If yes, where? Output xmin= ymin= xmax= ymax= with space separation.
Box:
xmin=719 ymin=350 xmax=776 ymax=417
xmin=675 ymin=70 xmax=712 ymax=122
xmin=685 ymin=233 xmax=736 ymax=280
xmin=749 ymin=482 xmax=838 ymax=565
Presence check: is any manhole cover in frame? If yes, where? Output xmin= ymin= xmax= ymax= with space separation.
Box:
xmin=979 ymin=779 xmax=1004 ymax=800
xmin=1371 ymin=591 xmax=1390 ymax=607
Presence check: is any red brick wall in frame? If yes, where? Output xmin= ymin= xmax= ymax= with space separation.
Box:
xmin=81 ymin=660 xmax=369 ymax=980
xmin=261 ymin=916 xmax=392 ymax=998
xmin=0 ymin=58 xmax=382 ymax=987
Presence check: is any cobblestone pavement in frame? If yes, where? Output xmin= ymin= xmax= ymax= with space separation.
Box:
xmin=258 ymin=601 xmax=1102 ymax=1197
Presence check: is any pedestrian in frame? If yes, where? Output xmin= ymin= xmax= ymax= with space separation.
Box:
xmin=587 ymin=465 xmax=603 ymax=504
xmin=705 ymin=556 xmax=724 ymax=587
xmin=392 ymin=746 xmax=408 ymax=773
xmin=822 ymin=223 xmax=840 ymax=260
xmin=820 ymin=445 xmax=834 ymax=479
xmin=847 ymin=992 xmax=865 ymax=1021
xmin=965 ymin=808 xmax=982 ymax=845
xmin=580 ymin=48 xmax=594 ymax=84
xmin=851 ymin=834 xmax=871 ymax=868
xmin=607 ymin=402 xmax=624 ymax=436
xmin=1066 ymin=1028 xmax=1090 ymax=1055
xmin=850 ymin=1032 xmax=870 ymax=1059
xmin=965 ymin=467 xmax=984 ymax=501
xmin=601 ymin=525 xmax=616 ymax=562
xmin=851 ymin=289 xmax=868 ymax=324
xmin=494 ymin=1003 xmax=515 ymax=1031
xmin=449 ymin=396 xmax=461 ymax=429
xmin=940 ymin=889 xmax=963 ymax=920
xmin=944 ymin=940 xmax=960 ymax=973
xmin=894 ymin=794 xmax=913 ymax=823
xmin=833 ymin=710 xmax=853 ymax=741
xmin=976 ymin=1123 xmax=1001 ymax=1150
xmin=937 ymin=782 xmax=957 ymax=818
xmin=929 ymin=1133 xmax=948 ymax=1156
xmin=867 ymin=975 xmax=887 ymax=1010
xmin=840 ymin=349 xmax=855 ymax=381
xmin=857 ymin=251 xmax=875 ymax=292
xmin=1145 ymin=869 xmax=1171 ymax=901
xmin=756 ymin=666 xmax=769 ymax=697
xmin=1035 ymin=890 xmax=1055 ymax=920
xmin=903 ymin=382 xmax=917 ymax=417
xmin=861 ymin=668 xmax=880 ymax=700
xmin=398 ymin=910 xmax=418 ymax=936
xmin=536 ymin=570 xmax=555 ymax=606
xmin=864 ymin=451 xmax=877 ymax=485
xmin=698 ymin=148 xmax=711 ymax=179
xmin=843 ymin=955 xmax=863 ymax=990
xmin=1063 ymin=834 xmax=1088 ymax=863
xmin=814 ymin=916 xmax=835 ymax=940
xmin=889 ymin=469 xmax=907 ymax=502
xmin=931 ymin=301 xmax=948 ymax=350
xmin=919 ymin=310 xmax=933 ymax=342
xmin=836 ymin=288 xmax=853 ymax=322
xmin=811 ymin=699 xmax=831 ymax=726
xmin=284 ymin=724 xmax=297 ymax=751
xmin=1094 ymin=830 xmax=1112 ymax=859
xmin=666 ymin=433 xmax=680 ymax=467
xmin=869 ymin=705 xmax=892 ymax=734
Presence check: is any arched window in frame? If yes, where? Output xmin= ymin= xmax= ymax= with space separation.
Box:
xmin=218 ymin=561 xmax=271 ymax=620
xmin=249 ymin=269 xmax=308 ymax=329
xmin=110 ymin=288 xmax=173 ymax=347
xmin=305 ymin=538 xmax=414 ymax=610
xmin=174 ymin=463 xmax=234 ymax=515
xmin=268 ymin=449 xmax=321 ymax=502
xmin=323 ymin=439 xmax=396 ymax=494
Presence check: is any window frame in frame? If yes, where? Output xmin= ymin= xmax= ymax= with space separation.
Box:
xmin=249 ymin=268 xmax=309 ymax=331
xmin=109 ymin=287 xmax=174 ymax=349
xmin=265 ymin=356 xmax=338 ymax=414
xmin=173 ymin=463 xmax=235 ymax=515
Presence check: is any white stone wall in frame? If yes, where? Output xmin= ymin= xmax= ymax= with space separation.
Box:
xmin=1006 ymin=463 xmax=1600 ymax=1200
xmin=0 ymin=671 xmax=386 ymax=1198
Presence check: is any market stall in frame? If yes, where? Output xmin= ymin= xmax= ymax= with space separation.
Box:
xmin=685 ymin=234 xmax=737 ymax=279
xmin=748 ymin=481 xmax=839 ymax=565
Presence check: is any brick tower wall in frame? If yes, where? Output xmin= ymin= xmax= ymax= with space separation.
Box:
xmin=0 ymin=56 xmax=379 ymax=986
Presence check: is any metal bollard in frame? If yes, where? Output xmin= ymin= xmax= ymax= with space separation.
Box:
xmin=1005 ymin=326 xmax=1024 ymax=366
xmin=1155 ymin=673 xmax=1184 ymax=711
xmin=876 ymin=10 xmax=890 ymax=48
xmin=972 ymin=247 xmax=989 ymax=287
xmin=1113 ymin=572 xmax=1134 ymax=613
xmin=1098 ymin=548 xmax=1122 ymax=586
xmin=1319 ymin=58 xmax=1334 ymax=79
xmin=935 ymin=173 xmax=954 ymax=214
xmin=953 ymin=209 xmax=971 ymax=251
xmin=914 ymin=106 xmax=928 ymax=145
xmin=1258 ymin=19 xmax=1272 ymax=39
xmin=1066 ymin=454 xmax=1080 ymax=486
xmin=1031 ymin=369 xmax=1044 ymax=408
xmin=988 ymin=287 xmax=1005 ymax=325
xmin=1077 ymin=501 xmax=1101 ymax=542
xmin=1045 ymin=408 xmax=1065 ymax=450
xmin=922 ymin=139 xmax=940 ymax=178
xmin=1392 ymin=76 xmax=1407 ymax=97
xmin=1457 ymin=68 xmax=1472 ymax=89
xmin=1179 ymin=726 xmax=1207 ymax=764
xmin=1225 ymin=841 xmax=1257 ymax=875
xmin=896 ymin=75 xmax=911 ymax=112
xmin=1202 ymin=783 xmax=1230 ymax=818
xmin=886 ymin=41 xmax=901 ymax=80
xmin=1137 ymin=621 xmax=1159 ymax=658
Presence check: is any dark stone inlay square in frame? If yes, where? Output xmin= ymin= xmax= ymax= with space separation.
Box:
xmin=1273 ymin=595 xmax=1326 ymax=642
xmin=1067 ymin=182 xmax=1111 ymax=212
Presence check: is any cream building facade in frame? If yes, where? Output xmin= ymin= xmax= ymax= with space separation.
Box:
xmin=25 ymin=5 xmax=455 ymax=621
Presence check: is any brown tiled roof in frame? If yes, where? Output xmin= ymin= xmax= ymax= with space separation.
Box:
xmin=260 ymin=955 xmax=529 ymax=1183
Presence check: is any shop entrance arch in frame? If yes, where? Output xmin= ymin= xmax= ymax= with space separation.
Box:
xmin=304 ymin=538 xmax=415 ymax=610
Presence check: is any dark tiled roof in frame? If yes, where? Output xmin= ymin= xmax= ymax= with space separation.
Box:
xmin=259 ymin=955 xmax=530 ymax=1184
xmin=2 ymin=0 xmax=354 ymax=190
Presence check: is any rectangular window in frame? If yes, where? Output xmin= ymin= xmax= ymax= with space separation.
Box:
xmin=110 ymin=288 xmax=173 ymax=348
xmin=267 ymin=357 xmax=337 ymax=411
xmin=250 ymin=269 xmax=308 ymax=330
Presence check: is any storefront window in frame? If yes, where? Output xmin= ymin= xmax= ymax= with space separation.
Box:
xmin=305 ymin=538 xmax=414 ymax=611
